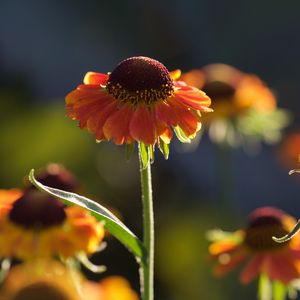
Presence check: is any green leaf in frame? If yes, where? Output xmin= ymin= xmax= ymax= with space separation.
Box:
xmin=272 ymin=219 xmax=300 ymax=243
xmin=149 ymin=145 xmax=155 ymax=163
xmin=258 ymin=273 xmax=272 ymax=300
xmin=139 ymin=142 xmax=149 ymax=169
xmin=29 ymin=169 xmax=145 ymax=260
xmin=174 ymin=126 xmax=191 ymax=143
xmin=159 ymin=139 xmax=169 ymax=159
xmin=273 ymin=281 xmax=287 ymax=300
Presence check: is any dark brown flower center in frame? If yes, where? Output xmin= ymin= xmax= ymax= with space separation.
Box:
xmin=9 ymin=190 xmax=66 ymax=229
xmin=202 ymin=81 xmax=235 ymax=100
xmin=12 ymin=282 xmax=70 ymax=300
xmin=26 ymin=164 xmax=78 ymax=192
xmin=106 ymin=56 xmax=174 ymax=105
xmin=244 ymin=208 xmax=289 ymax=251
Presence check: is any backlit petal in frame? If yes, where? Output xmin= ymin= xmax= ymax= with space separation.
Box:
xmin=169 ymin=100 xmax=200 ymax=137
xmin=174 ymin=86 xmax=212 ymax=111
xmin=170 ymin=69 xmax=181 ymax=80
xmin=88 ymin=101 xmax=118 ymax=141
xmin=129 ymin=105 xmax=156 ymax=145
xmin=263 ymin=253 xmax=300 ymax=284
xmin=103 ymin=105 xmax=134 ymax=144
xmin=213 ymin=247 xmax=247 ymax=277
xmin=240 ymin=255 xmax=264 ymax=284
xmin=83 ymin=72 xmax=109 ymax=85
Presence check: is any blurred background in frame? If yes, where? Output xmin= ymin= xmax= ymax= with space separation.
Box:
xmin=1 ymin=0 xmax=300 ymax=299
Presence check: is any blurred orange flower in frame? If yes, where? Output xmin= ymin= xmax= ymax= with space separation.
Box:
xmin=0 ymin=188 xmax=104 ymax=260
xmin=66 ymin=56 xmax=212 ymax=148
xmin=181 ymin=64 xmax=275 ymax=119
xmin=0 ymin=260 xmax=139 ymax=300
xmin=208 ymin=207 xmax=300 ymax=284
xmin=181 ymin=64 xmax=289 ymax=146
xmin=25 ymin=163 xmax=80 ymax=192
xmin=88 ymin=276 xmax=139 ymax=300
xmin=279 ymin=130 xmax=300 ymax=171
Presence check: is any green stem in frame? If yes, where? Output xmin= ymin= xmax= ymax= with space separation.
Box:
xmin=139 ymin=144 xmax=154 ymax=300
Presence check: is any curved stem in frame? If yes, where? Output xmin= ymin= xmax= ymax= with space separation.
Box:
xmin=139 ymin=144 xmax=154 ymax=300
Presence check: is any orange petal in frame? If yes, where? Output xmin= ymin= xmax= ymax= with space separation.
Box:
xmin=0 ymin=189 xmax=22 ymax=205
xmin=66 ymin=85 xmax=107 ymax=106
xmin=262 ymin=253 xmax=300 ymax=284
xmin=290 ymin=248 xmax=300 ymax=259
xmin=169 ymin=100 xmax=200 ymax=137
xmin=174 ymin=86 xmax=212 ymax=111
xmin=103 ymin=105 xmax=134 ymax=145
xmin=87 ymin=101 xmax=118 ymax=141
xmin=209 ymin=240 xmax=240 ymax=256
xmin=0 ymin=189 xmax=22 ymax=219
xmin=153 ymin=113 xmax=173 ymax=144
xmin=73 ymin=97 xmax=114 ymax=128
xmin=170 ymin=69 xmax=181 ymax=80
xmin=159 ymin=127 xmax=173 ymax=144
xmin=213 ymin=247 xmax=247 ymax=277
xmin=240 ymin=255 xmax=264 ymax=284
xmin=83 ymin=72 xmax=109 ymax=85
xmin=154 ymin=101 xmax=176 ymax=128
xmin=129 ymin=105 xmax=156 ymax=145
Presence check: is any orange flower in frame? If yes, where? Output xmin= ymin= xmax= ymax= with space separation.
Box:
xmin=0 ymin=188 xmax=104 ymax=260
xmin=0 ymin=259 xmax=82 ymax=300
xmin=0 ymin=259 xmax=139 ymax=300
xmin=66 ymin=56 xmax=212 ymax=148
xmin=208 ymin=207 xmax=300 ymax=284
xmin=86 ymin=276 xmax=139 ymax=300
xmin=181 ymin=64 xmax=276 ymax=121
xmin=279 ymin=130 xmax=300 ymax=171
xmin=180 ymin=64 xmax=289 ymax=146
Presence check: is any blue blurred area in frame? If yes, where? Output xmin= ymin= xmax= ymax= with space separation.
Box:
xmin=1 ymin=1 xmax=300 ymax=299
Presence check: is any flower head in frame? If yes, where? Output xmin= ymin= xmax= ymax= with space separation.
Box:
xmin=66 ymin=56 xmax=212 ymax=153
xmin=181 ymin=64 xmax=290 ymax=147
xmin=279 ymin=130 xmax=300 ymax=172
xmin=0 ymin=260 xmax=139 ymax=300
xmin=25 ymin=163 xmax=79 ymax=192
xmin=88 ymin=276 xmax=139 ymax=300
xmin=0 ymin=188 xmax=104 ymax=260
xmin=0 ymin=260 xmax=80 ymax=300
xmin=208 ymin=207 xmax=300 ymax=284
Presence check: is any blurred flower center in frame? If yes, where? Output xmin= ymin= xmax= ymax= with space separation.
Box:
xmin=202 ymin=81 xmax=235 ymax=101
xmin=244 ymin=215 xmax=288 ymax=251
xmin=9 ymin=190 xmax=66 ymax=228
xmin=28 ymin=163 xmax=78 ymax=192
xmin=12 ymin=282 xmax=70 ymax=300
xmin=106 ymin=56 xmax=174 ymax=105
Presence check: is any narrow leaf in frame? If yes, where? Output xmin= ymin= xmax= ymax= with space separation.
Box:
xmin=273 ymin=219 xmax=300 ymax=243
xmin=289 ymin=169 xmax=300 ymax=175
xmin=258 ymin=273 xmax=272 ymax=300
xmin=29 ymin=170 xmax=145 ymax=260
xmin=139 ymin=142 xmax=149 ymax=169
xmin=273 ymin=281 xmax=287 ymax=300
xmin=149 ymin=145 xmax=155 ymax=163
xmin=159 ymin=138 xmax=169 ymax=159
xmin=77 ymin=253 xmax=106 ymax=273
xmin=174 ymin=126 xmax=191 ymax=143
